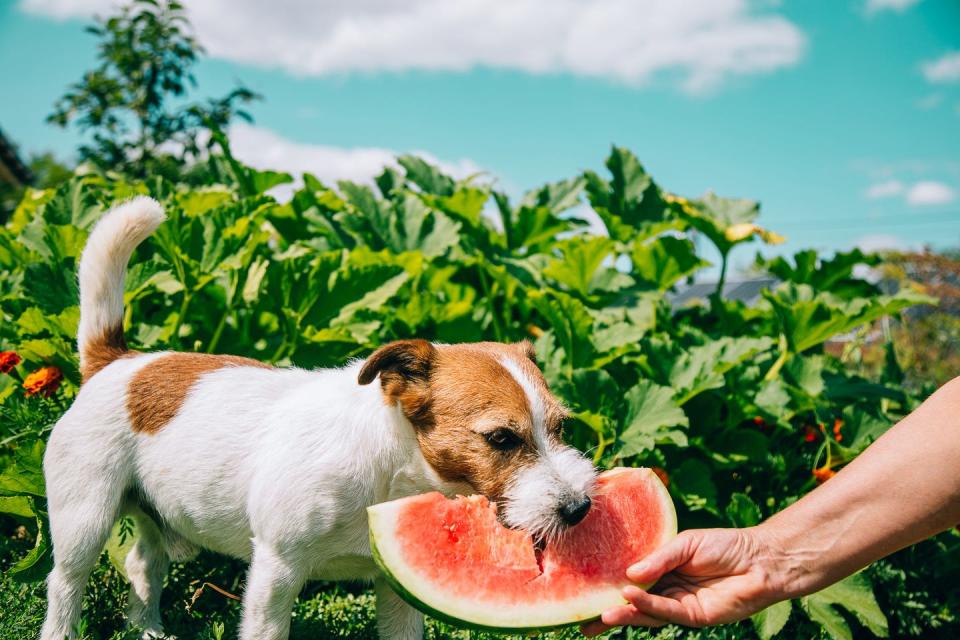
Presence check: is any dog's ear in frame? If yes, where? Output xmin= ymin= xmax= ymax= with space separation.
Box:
xmin=515 ymin=340 xmax=538 ymax=364
xmin=358 ymin=339 xmax=436 ymax=388
xmin=359 ymin=340 xmax=436 ymax=427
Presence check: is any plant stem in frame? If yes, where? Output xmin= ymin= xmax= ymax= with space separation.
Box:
xmin=477 ymin=264 xmax=504 ymax=342
xmin=207 ymin=307 xmax=230 ymax=354
xmin=764 ymin=337 xmax=790 ymax=382
xmin=714 ymin=250 xmax=729 ymax=298
xmin=173 ymin=292 xmax=192 ymax=349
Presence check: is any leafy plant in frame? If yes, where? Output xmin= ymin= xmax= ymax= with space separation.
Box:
xmin=0 ymin=139 xmax=949 ymax=639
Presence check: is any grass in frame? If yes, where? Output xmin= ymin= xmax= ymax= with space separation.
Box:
xmin=0 ymin=523 xmax=596 ymax=640
xmin=0 ymin=519 xmax=773 ymax=640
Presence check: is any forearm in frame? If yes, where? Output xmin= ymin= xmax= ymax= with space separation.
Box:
xmin=756 ymin=376 xmax=960 ymax=599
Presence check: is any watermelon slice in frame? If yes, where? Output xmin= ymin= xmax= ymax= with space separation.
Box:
xmin=367 ymin=467 xmax=677 ymax=631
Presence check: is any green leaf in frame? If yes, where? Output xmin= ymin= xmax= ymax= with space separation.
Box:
xmin=583 ymin=147 xmax=669 ymax=242
xmin=784 ymin=355 xmax=826 ymax=397
xmin=398 ymin=155 xmax=455 ymax=196
xmin=617 ymin=380 xmax=689 ymax=458
xmin=760 ymin=248 xmax=880 ymax=298
xmin=249 ymin=169 xmax=294 ymax=194
xmin=393 ymin=193 xmax=461 ymax=258
xmin=752 ymin=601 xmax=792 ymax=640
xmin=725 ymin=492 xmax=762 ymax=527
xmin=659 ymin=336 xmax=775 ymax=405
xmin=333 ymin=272 xmax=409 ymax=326
xmin=16 ymin=306 xmax=80 ymax=338
xmin=0 ymin=495 xmax=36 ymax=519
xmin=670 ymin=458 xmax=718 ymax=513
xmin=679 ymin=191 xmax=780 ymax=258
xmin=591 ymin=295 xmax=658 ymax=353
xmin=631 ymin=235 xmax=708 ymax=291
xmin=530 ymin=290 xmax=596 ymax=372
xmin=105 ymin=518 xmax=138 ymax=578
xmin=0 ymin=440 xmax=46 ymax=498
xmin=835 ymin=407 xmax=891 ymax=456
xmin=755 ymin=379 xmax=792 ymax=419
xmin=800 ymin=573 xmax=888 ymax=640
xmin=765 ymin=284 xmax=936 ymax=354
xmin=9 ymin=505 xmax=52 ymax=583
xmin=519 ymin=176 xmax=586 ymax=214
xmin=242 ymin=257 xmax=269 ymax=303
xmin=711 ymin=429 xmax=769 ymax=465
xmin=543 ymin=237 xmax=632 ymax=300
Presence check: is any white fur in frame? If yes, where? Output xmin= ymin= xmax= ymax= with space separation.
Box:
xmin=77 ymin=196 xmax=165 ymax=359
xmin=40 ymin=357 xmax=462 ymax=640
xmin=499 ymin=357 xmax=596 ymax=541
xmin=41 ymin=199 xmax=593 ymax=640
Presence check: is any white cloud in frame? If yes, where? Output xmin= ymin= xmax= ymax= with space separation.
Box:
xmin=223 ymin=123 xmax=482 ymax=199
xmin=855 ymin=234 xmax=908 ymax=253
xmin=865 ymin=0 xmax=921 ymax=14
xmin=864 ymin=179 xmax=904 ymax=199
xmin=906 ymin=180 xmax=956 ymax=206
xmin=864 ymin=178 xmax=956 ymax=207
xmin=19 ymin=0 xmax=806 ymax=93
xmin=922 ymin=51 xmax=960 ymax=84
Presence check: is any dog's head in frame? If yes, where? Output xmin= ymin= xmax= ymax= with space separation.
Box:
xmin=358 ymin=339 xmax=595 ymax=541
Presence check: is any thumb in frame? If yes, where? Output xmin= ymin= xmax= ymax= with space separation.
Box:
xmin=626 ymin=531 xmax=697 ymax=584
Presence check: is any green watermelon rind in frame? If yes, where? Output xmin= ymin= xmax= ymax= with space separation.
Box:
xmin=367 ymin=467 xmax=677 ymax=633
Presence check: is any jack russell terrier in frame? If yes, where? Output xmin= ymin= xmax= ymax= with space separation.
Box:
xmin=39 ymin=197 xmax=596 ymax=640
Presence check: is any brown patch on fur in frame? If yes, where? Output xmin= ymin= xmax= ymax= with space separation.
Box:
xmin=358 ymin=340 xmax=569 ymax=500
xmin=81 ymin=324 xmax=134 ymax=383
xmin=127 ymin=353 xmax=270 ymax=434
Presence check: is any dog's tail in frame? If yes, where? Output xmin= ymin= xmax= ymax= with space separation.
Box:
xmin=77 ymin=196 xmax=166 ymax=382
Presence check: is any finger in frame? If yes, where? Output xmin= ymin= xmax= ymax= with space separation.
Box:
xmin=600 ymin=603 xmax=668 ymax=628
xmin=580 ymin=620 xmax=610 ymax=636
xmin=627 ymin=532 xmax=697 ymax=584
xmin=623 ymin=585 xmax=701 ymax=626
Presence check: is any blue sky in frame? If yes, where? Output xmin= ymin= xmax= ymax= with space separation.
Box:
xmin=2 ymin=0 xmax=959 ymax=273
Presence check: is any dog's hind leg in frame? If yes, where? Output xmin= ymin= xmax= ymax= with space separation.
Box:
xmin=124 ymin=508 xmax=171 ymax=639
xmin=40 ymin=462 xmax=127 ymax=640
xmin=238 ymin=540 xmax=307 ymax=640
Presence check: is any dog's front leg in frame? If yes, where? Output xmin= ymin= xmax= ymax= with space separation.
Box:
xmin=238 ymin=541 xmax=306 ymax=640
xmin=374 ymin=577 xmax=424 ymax=640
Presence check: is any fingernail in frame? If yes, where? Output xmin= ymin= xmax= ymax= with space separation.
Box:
xmin=627 ymin=561 xmax=648 ymax=579
xmin=623 ymin=585 xmax=643 ymax=599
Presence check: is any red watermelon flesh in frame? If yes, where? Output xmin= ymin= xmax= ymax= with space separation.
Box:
xmin=368 ymin=467 xmax=677 ymax=631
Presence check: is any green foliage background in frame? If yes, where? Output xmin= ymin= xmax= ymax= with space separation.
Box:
xmin=0 ymin=142 xmax=957 ymax=639
xmin=0 ymin=3 xmax=958 ymax=637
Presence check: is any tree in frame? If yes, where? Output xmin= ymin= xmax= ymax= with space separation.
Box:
xmin=47 ymin=0 xmax=259 ymax=180
xmin=882 ymin=249 xmax=960 ymax=387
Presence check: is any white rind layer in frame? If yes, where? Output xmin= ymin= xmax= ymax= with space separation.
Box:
xmin=367 ymin=467 xmax=678 ymax=630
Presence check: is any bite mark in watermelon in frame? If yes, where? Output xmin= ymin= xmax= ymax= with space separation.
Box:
xmin=368 ymin=467 xmax=677 ymax=631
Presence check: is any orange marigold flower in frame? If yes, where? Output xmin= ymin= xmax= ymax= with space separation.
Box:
xmin=812 ymin=467 xmax=836 ymax=484
xmin=651 ymin=466 xmax=670 ymax=489
xmin=0 ymin=351 xmax=21 ymax=374
xmin=23 ymin=366 xmax=63 ymax=398
xmin=833 ymin=418 xmax=844 ymax=443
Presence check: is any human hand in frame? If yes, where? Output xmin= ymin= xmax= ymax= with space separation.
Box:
xmin=582 ymin=527 xmax=786 ymax=636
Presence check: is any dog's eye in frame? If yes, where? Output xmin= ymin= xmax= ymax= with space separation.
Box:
xmin=485 ymin=428 xmax=522 ymax=451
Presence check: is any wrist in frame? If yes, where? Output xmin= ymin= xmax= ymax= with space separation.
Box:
xmin=748 ymin=521 xmax=814 ymax=601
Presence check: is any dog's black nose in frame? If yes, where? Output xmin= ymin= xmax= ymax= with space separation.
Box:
xmin=559 ymin=496 xmax=592 ymax=526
